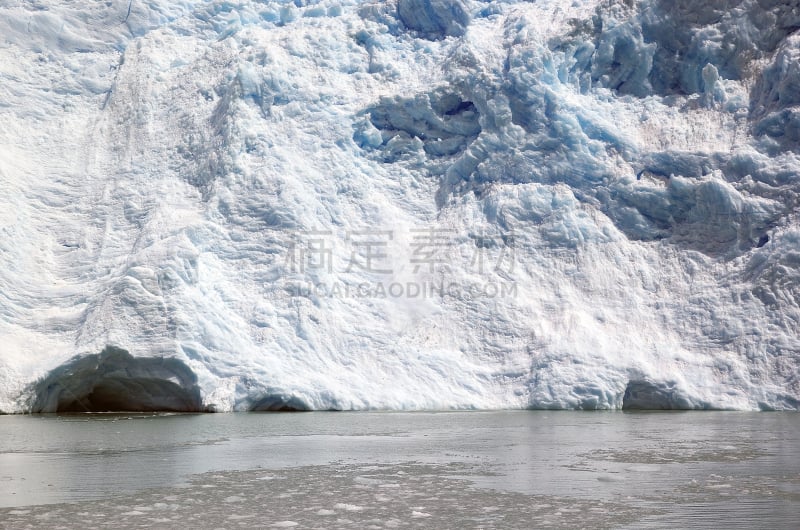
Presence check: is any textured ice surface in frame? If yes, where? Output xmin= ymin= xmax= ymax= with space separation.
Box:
xmin=3 ymin=411 xmax=799 ymax=527
xmin=0 ymin=463 xmax=643 ymax=529
xmin=1 ymin=0 xmax=799 ymax=412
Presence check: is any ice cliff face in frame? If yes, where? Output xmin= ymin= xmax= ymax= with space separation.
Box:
xmin=1 ymin=0 xmax=799 ymax=412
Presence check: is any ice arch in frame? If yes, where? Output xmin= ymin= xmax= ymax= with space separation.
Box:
xmin=28 ymin=346 xmax=203 ymax=413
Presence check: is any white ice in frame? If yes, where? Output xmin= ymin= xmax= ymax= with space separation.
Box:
xmin=0 ymin=0 xmax=799 ymax=412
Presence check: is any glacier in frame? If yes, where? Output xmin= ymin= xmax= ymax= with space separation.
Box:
xmin=0 ymin=0 xmax=799 ymax=413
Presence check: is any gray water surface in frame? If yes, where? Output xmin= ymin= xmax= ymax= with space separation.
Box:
xmin=0 ymin=411 xmax=798 ymax=528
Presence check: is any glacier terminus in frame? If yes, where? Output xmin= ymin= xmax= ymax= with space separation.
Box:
xmin=1 ymin=0 xmax=799 ymax=413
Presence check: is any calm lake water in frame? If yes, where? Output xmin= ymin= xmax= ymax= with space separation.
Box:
xmin=0 ymin=411 xmax=798 ymax=528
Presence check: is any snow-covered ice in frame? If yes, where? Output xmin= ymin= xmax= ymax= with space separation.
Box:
xmin=1 ymin=0 xmax=799 ymax=412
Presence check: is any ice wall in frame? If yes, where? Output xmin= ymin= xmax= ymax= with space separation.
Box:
xmin=0 ymin=0 xmax=798 ymax=412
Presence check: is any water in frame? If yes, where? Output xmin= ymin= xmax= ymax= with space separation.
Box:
xmin=0 ymin=411 xmax=798 ymax=528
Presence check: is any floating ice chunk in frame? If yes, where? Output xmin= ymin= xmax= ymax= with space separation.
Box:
xmin=334 ymin=503 xmax=364 ymax=512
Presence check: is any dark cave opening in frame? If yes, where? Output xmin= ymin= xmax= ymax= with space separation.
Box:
xmin=29 ymin=346 xmax=203 ymax=413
